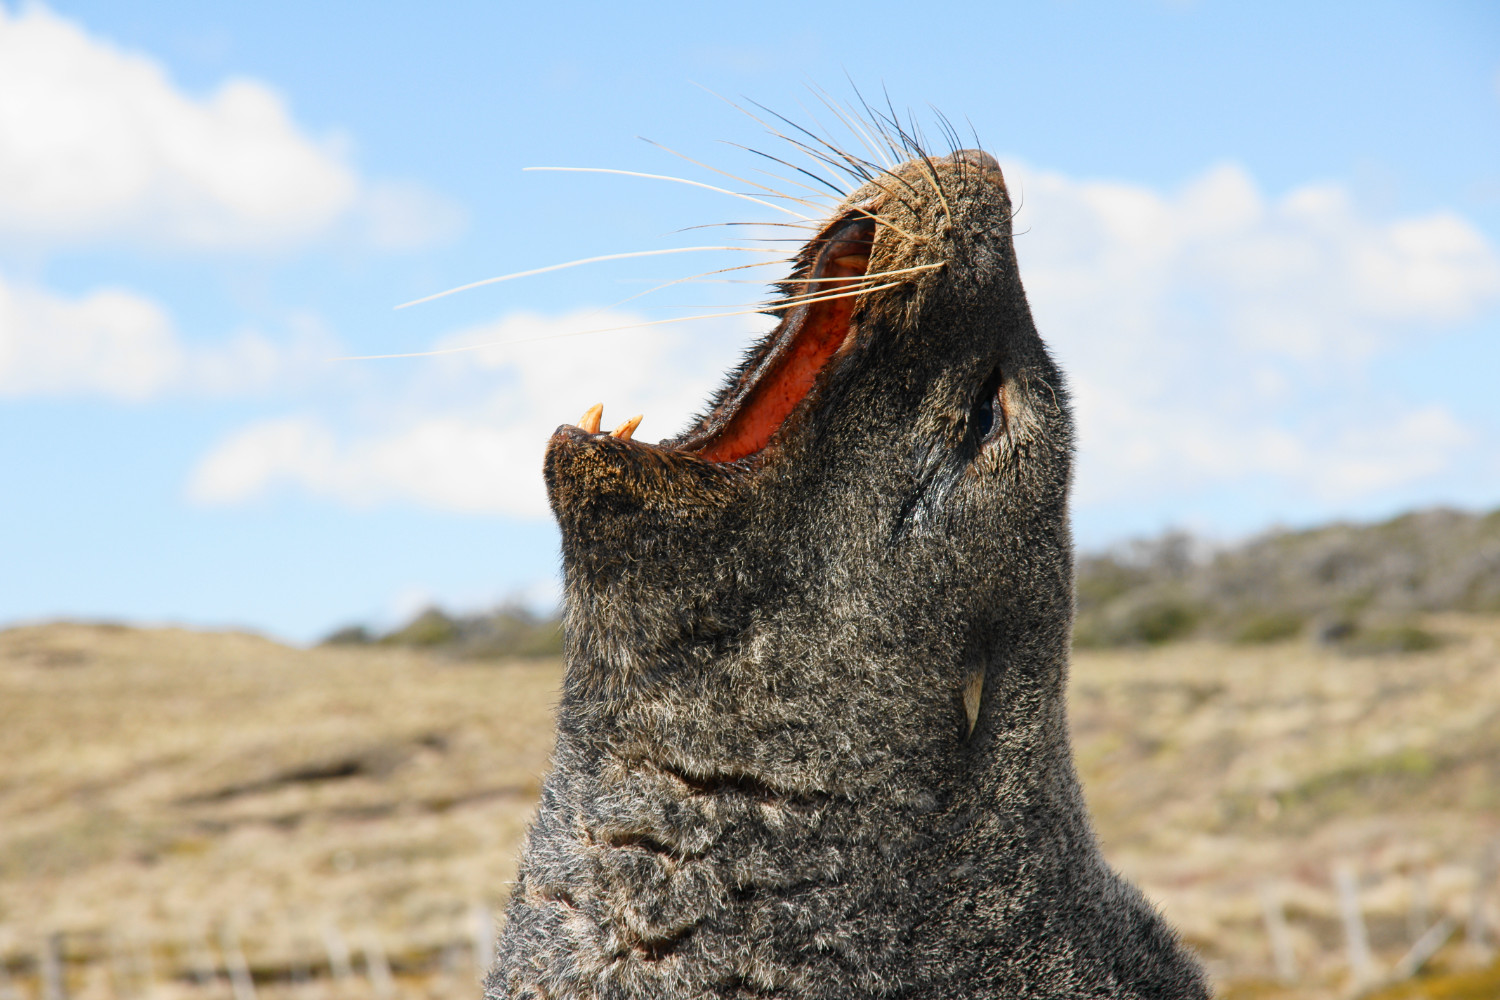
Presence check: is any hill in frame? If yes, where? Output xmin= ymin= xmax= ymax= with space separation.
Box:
xmin=1076 ymin=507 xmax=1500 ymax=650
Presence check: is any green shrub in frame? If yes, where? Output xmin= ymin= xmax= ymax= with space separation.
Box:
xmin=1127 ymin=600 xmax=1202 ymax=645
xmin=1345 ymin=623 xmax=1444 ymax=654
xmin=382 ymin=609 xmax=460 ymax=648
xmin=1230 ymin=612 xmax=1304 ymax=645
xmin=322 ymin=624 xmax=373 ymax=645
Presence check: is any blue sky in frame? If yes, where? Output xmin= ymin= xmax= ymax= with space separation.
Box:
xmin=2 ymin=1 xmax=1498 ymax=642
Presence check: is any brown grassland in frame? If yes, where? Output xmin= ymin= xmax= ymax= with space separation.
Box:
xmin=2 ymin=617 xmax=1498 ymax=999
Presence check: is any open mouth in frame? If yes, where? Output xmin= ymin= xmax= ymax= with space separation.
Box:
xmin=680 ymin=215 xmax=875 ymax=463
xmin=566 ymin=214 xmax=876 ymax=465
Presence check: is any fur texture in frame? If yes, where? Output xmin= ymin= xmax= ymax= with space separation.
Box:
xmin=487 ymin=137 xmax=1210 ymax=999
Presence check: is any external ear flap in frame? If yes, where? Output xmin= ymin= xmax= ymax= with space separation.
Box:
xmin=963 ymin=670 xmax=984 ymax=739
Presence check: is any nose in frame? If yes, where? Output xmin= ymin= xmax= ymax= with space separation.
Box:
xmin=950 ymin=149 xmax=1001 ymax=173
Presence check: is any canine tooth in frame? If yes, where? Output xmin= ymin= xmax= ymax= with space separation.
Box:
xmin=610 ymin=414 xmax=643 ymax=441
xmin=579 ymin=403 xmax=603 ymax=434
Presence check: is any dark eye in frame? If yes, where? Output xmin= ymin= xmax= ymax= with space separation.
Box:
xmin=971 ymin=367 xmax=1004 ymax=441
xmin=974 ymin=396 xmax=995 ymax=438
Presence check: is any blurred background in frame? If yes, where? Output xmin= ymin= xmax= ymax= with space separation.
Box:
xmin=2 ymin=2 xmax=1498 ymax=998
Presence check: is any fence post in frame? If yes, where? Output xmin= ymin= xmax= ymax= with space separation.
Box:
xmin=1258 ymin=882 xmax=1297 ymax=984
xmin=1467 ymin=839 xmax=1498 ymax=961
xmin=130 ymin=934 xmax=157 ymax=1000
xmin=1392 ymin=916 xmax=1457 ymax=982
xmin=218 ymin=925 xmax=256 ymax=1000
xmin=360 ymin=932 xmax=395 ymax=1000
xmin=106 ymin=930 xmax=131 ymax=1000
xmin=1335 ymin=864 xmax=1375 ymax=987
xmin=187 ymin=930 xmax=219 ymax=993
xmin=468 ymin=904 xmax=494 ymax=984
xmin=0 ymin=947 xmax=20 ymax=1000
xmin=321 ymin=923 xmax=353 ymax=986
xmin=1407 ymin=866 xmax=1431 ymax=945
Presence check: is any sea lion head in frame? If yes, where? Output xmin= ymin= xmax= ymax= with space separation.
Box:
xmin=544 ymin=144 xmax=1073 ymax=775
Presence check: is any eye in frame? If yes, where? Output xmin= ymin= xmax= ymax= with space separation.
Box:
xmin=974 ymin=396 xmax=995 ymax=438
xmin=970 ymin=368 xmax=1004 ymax=441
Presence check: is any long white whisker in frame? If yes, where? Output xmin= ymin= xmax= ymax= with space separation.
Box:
xmin=648 ymin=261 xmax=945 ymax=288
xmin=696 ymin=85 xmax=861 ymax=193
xmin=524 ymin=167 xmax=813 ymax=220
xmin=603 ymin=259 xmax=790 ymax=308
xmin=395 ymin=246 xmax=787 ymax=309
xmin=608 ymin=259 xmax=945 ymax=312
xmin=639 ymin=139 xmax=835 ymax=212
xmin=344 ymin=281 xmax=911 ymax=361
xmin=741 ymin=277 xmax=913 ymax=311
xmin=781 ymin=261 xmax=945 ymax=284
xmin=813 ymin=84 xmax=895 ymax=170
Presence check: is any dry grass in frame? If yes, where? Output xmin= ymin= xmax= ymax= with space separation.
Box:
xmin=0 ymin=623 xmax=558 ymax=989
xmin=2 ymin=617 xmax=1498 ymax=998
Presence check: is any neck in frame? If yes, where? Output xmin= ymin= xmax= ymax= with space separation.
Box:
xmin=494 ymin=630 xmax=1143 ymax=995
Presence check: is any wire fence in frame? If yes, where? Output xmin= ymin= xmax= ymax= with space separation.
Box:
xmin=1 ymin=838 xmax=1496 ymax=1000
xmin=1253 ymin=836 xmax=1499 ymax=995
xmin=0 ymin=902 xmax=497 ymax=1000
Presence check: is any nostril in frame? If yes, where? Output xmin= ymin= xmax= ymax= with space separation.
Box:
xmin=952 ymin=149 xmax=1001 ymax=172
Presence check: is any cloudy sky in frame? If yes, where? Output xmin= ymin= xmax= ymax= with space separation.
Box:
xmin=3 ymin=1 xmax=1498 ymax=641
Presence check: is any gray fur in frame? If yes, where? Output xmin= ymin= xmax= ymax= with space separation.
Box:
xmin=488 ymin=143 xmax=1209 ymax=999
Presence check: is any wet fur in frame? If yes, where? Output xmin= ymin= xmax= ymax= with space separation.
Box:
xmin=488 ymin=122 xmax=1209 ymax=999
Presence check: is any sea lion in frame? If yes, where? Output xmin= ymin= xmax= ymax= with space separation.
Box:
xmin=488 ymin=124 xmax=1209 ymax=999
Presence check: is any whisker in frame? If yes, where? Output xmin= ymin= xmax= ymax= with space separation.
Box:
xmin=673 ymin=221 xmax=820 ymax=233
xmin=869 ymin=92 xmax=952 ymax=228
xmin=343 ymin=287 xmax=892 ymax=361
xmin=932 ymin=107 xmax=963 ymax=158
xmin=846 ymin=205 xmax=925 ymax=244
xmin=657 ymin=279 xmax=907 ymax=320
xmin=603 ymin=262 xmax=779 ymax=309
xmin=753 ymin=123 xmax=865 ymax=192
xmin=757 ymin=99 xmax=887 ymax=186
xmin=729 ymin=90 xmax=885 ymax=189
xmin=698 ymin=260 xmax=945 ymax=286
xmin=638 ymin=138 xmax=834 ymax=211
xmin=395 ymin=246 xmax=787 ymax=310
xmin=619 ymin=259 xmax=944 ymax=297
xmin=834 ymin=78 xmax=901 ymax=168
xmin=524 ymin=167 xmax=813 ymax=220
xmin=694 ymin=85 xmax=862 ymax=192
xmin=348 ymin=269 xmax=937 ymax=361
xmin=813 ymin=82 xmax=895 ymax=171
xmin=854 ymin=88 xmax=908 ymax=163
xmin=728 ymin=142 xmax=850 ymax=199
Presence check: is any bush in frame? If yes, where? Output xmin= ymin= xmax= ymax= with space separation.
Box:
xmin=322 ymin=605 xmax=562 ymax=660
xmin=1129 ymin=600 xmax=1202 ymax=644
xmin=382 ymin=609 xmax=460 ymax=648
xmin=1230 ymin=612 xmax=1305 ymax=645
xmin=322 ymin=624 xmax=373 ymax=645
xmin=1343 ymin=623 xmax=1445 ymax=655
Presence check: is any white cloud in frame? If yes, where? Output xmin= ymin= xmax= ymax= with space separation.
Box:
xmin=0 ymin=271 xmax=332 ymax=400
xmin=1009 ymin=160 xmax=1500 ymax=508
xmin=0 ymin=4 xmax=459 ymax=251
xmin=359 ymin=180 xmax=468 ymax=251
xmin=186 ymin=309 xmax=751 ymax=517
xmin=0 ymin=272 xmax=179 ymax=400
